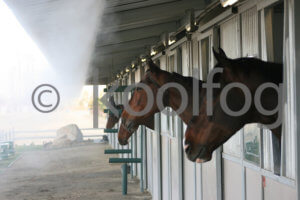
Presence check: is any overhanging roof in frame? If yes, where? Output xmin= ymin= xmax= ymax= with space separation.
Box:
xmin=4 ymin=0 xmax=211 ymax=84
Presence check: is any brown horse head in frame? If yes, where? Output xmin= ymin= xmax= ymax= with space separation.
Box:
xmin=106 ymin=105 xmax=124 ymax=129
xmin=118 ymin=60 xmax=168 ymax=145
xmin=106 ymin=96 xmax=124 ymax=129
xmin=184 ymin=48 xmax=282 ymax=163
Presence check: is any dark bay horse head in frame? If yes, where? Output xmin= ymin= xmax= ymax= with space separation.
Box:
xmin=106 ymin=96 xmax=124 ymax=129
xmin=184 ymin=48 xmax=283 ymax=163
xmin=118 ymin=61 xmax=167 ymax=145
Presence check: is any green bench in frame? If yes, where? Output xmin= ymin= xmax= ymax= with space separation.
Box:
xmin=104 ymin=148 xmax=136 ymax=195
xmin=106 ymin=127 xmax=145 ymax=195
xmin=103 ymin=99 xmax=145 ymax=195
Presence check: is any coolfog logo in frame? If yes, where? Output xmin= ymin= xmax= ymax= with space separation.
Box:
xmin=101 ymin=68 xmax=283 ymax=128
xmin=32 ymin=84 xmax=60 ymax=113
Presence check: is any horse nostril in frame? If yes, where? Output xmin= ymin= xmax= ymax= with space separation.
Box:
xmin=183 ymin=138 xmax=190 ymax=151
xmin=184 ymin=144 xmax=189 ymax=150
xmin=184 ymin=141 xmax=191 ymax=153
xmin=119 ymin=138 xmax=128 ymax=145
xmin=183 ymin=139 xmax=191 ymax=152
xmin=185 ymin=145 xmax=191 ymax=153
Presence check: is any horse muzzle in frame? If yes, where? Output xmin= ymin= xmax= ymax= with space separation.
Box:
xmin=185 ymin=143 xmax=212 ymax=163
xmin=118 ymin=125 xmax=130 ymax=145
xmin=118 ymin=137 xmax=128 ymax=145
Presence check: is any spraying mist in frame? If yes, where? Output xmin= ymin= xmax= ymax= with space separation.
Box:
xmin=0 ymin=0 xmax=106 ymax=137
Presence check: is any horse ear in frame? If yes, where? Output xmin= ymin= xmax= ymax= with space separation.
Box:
xmin=109 ymin=96 xmax=116 ymax=106
xmin=147 ymin=59 xmax=160 ymax=73
xmin=213 ymin=47 xmax=237 ymax=83
xmin=218 ymin=48 xmax=227 ymax=59
xmin=116 ymin=104 xmax=124 ymax=117
xmin=212 ymin=47 xmax=229 ymax=66
xmin=212 ymin=47 xmax=219 ymax=60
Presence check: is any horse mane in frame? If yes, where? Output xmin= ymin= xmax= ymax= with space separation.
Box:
xmin=145 ymin=68 xmax=203 ymax=90
xmin=170 ymin=72 xmax=203 ymax=92
xmin=233 ymin=57 xmax=283 ymax=84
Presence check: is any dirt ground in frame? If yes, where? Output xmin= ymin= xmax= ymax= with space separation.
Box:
xmin=0 ymin=144 xmax=152 ymax=200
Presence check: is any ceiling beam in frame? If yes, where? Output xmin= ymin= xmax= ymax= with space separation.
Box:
xmin=93 ymin=48 xmax=146 ymax=66
xmin=100 ymin=15 xmax=181 ymax=33
xmin=91 ymin=0 xmax=207 ymax=84
xmin=100 ymin=0 xmax=206 ymax=29
xmin=95 ymin=36 xmax=159 ymax=54
xmin=90 ymin=49 xmax=147 ymax=78
xmin=96 ymin=21 xmax=177 ymax=46
xmin=104 ymin=0 xmax=179 ymax=13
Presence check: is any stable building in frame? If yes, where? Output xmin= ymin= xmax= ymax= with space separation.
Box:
xmin=106 ymin=0 xmax=299 ymax=200
xmin=6 ymin=0 xmax=300 ymax=199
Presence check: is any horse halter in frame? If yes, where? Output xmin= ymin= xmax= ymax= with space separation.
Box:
xmin=146 ymin=74 xmax=170 ymax=107
xmin=121 ymin=73 xmax=169 ymax=133
xmin=121 ymin=117 xmax=137 ymax=134
xmin=108 ymin=106 xmax=122 ymax=119
xmin=147 ymin=75 xmax=161 ymax=88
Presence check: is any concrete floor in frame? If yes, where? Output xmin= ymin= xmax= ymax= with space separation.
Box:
xmin=0 ymin=144 xmax=152 ymax=200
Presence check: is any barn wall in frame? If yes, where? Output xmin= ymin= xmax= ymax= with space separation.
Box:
xmin=181 ymin=41 xmax=197 ymax=200
xmin=202 ymin=153 xmax=217 ymax=200
xmin=220 ymin=2 xmax=296 ymax=200
xmin=264 ymin=177 xmax=296 ymax=199
xmin=146 ymin=130 xmax=153 ymax=193
xmin=106 ymin=0 xmax=298 ymax=200
xmin=245 ymin=168 xmax=262 ymax=200
xmin=223 ymin=159 xmax=243 ymax=200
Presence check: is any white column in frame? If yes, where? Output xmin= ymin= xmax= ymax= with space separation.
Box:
xmin=93 ymin=85 xmax=98 ymax=128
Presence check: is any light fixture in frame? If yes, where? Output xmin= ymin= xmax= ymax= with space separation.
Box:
xmin=116 ymin=74 xmax=120 ymax=78
xmin=168 ymin=39 xmax=175 ymax=45
xmin=168 ymin=33 xmax=176 ymax=46
xmin=151 ymin=42 xmax=165 ymax=57
xmin=220 ymin=0 xmax=239 ymax=7
xmin=151 ymin=49 xmax=157 ymax=56
xmin=125 ymin=67 xmax=130 ymax=73
xmin=184 ymin=9 xmax=196 ymax=33
xmin=186 ymin=24 xmax=191 ymax=32
xmin=141 ymin=58 xmax=147 ymax=63
xmin=131 ymin=61 xmax=138 ymax=69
